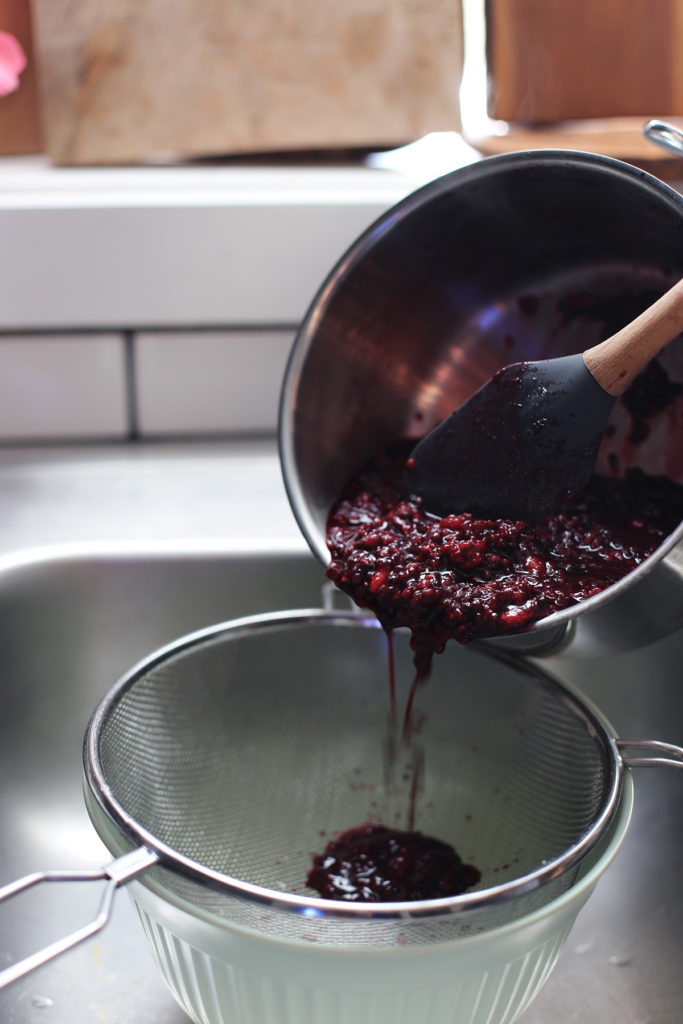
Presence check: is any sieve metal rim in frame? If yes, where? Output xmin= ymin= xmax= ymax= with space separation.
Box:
xmin=83 ymin=608 xmax=624 ymax=922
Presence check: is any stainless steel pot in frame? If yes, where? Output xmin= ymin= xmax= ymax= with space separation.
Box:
xmin=279 ymin=150 xmax=683 ymax=657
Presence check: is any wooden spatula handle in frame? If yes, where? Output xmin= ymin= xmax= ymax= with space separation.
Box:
xmin=583 ymin=277 xmax=683 ymax=396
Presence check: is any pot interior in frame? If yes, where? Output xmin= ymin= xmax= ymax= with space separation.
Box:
xmin=280 ymin=153 xmax=683 ymax=563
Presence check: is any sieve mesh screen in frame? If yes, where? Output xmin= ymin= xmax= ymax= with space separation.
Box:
xmin=92 ymin=613 xmax=615 ymax=946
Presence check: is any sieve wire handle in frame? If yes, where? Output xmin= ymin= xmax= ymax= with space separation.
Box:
xmin=618 ymin=739 xmax=683 ymax=770
xmin=0 ymin=846 xmax=158 ymax=989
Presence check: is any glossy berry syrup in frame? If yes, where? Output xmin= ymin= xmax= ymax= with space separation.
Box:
xmin=326 ymin=444 xmax=683 ymax=668
xmin=307 ymin=824 xmax=481 ymax=902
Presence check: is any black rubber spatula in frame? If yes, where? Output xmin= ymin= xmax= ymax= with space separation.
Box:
xmin=405 ymin=278 xmax=683 ymax=523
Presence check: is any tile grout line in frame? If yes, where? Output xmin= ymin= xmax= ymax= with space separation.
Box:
xmin=123 ymin=330 xmax=139 ymax=440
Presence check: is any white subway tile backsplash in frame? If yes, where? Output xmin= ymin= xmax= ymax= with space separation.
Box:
xmin=0 ymin=333 xmax=128 ymax=440
xmin=135 ymin=330 xmax=295 ymax=435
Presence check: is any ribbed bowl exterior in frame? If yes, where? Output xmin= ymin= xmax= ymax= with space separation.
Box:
xmin=134 ymin=898 xmax=575 ymax=1024
xmin=85 ymin=772 xmax=633 ymax=1024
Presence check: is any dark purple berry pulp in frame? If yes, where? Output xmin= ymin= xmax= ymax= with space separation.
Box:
xmin=307 ymin=824 xmax=481 ymax=903
xmin=326 ymin=443 xmax=683 ymax=665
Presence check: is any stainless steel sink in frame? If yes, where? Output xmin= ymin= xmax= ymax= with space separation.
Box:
xmin=0 ymin=543 xmax=681 ymax=1023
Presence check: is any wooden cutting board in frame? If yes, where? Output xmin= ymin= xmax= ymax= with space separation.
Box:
xmin=30 ymin=0 xmax=464 ymax=166
xmin=464 ymin=1 xmax=683 ymax=177
xmin=485 ymin=0 xmax=683 ymax=123
xmin=465 ymin=117 xmax=683 ymax=179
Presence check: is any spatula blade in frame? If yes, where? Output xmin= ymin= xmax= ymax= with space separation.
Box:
xmin=405 ymin=354 xmax=616 ymax=523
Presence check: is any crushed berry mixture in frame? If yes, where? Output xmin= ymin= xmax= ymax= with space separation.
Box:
xmin=621 ymin=360 xmax=683 ymax=443
xmin=326 ymin=444 xmax=683 ymax=663
xmin=307 ymin=824 xmax=481 ymax=902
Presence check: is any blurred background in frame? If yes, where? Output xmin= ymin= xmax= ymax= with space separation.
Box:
xmin=0 ymin=0 xmax=681 ymax=453
xmin=3 ymin=0 xmax=683 ymax=169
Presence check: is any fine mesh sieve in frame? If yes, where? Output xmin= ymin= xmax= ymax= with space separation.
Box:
xmin=84 ymin=609 xmax=627 ymax=945
xmin=2 ymin=608 xmax=682 ymax=993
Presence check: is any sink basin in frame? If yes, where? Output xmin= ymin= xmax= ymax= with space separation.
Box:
xmin=0 ymin=543 xmax=681 ymax=1023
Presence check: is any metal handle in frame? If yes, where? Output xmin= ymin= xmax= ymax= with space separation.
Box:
xmin=643 ymin=119 xmax=683 ymax=158
xmin=0 ymin=845 xmax=158 ymax=989
xmin=617 ymin=738 xmax=683 ymax=770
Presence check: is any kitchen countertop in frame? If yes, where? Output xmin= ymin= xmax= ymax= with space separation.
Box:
xmin=0 ymin=439 xmax=306 ymax=559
